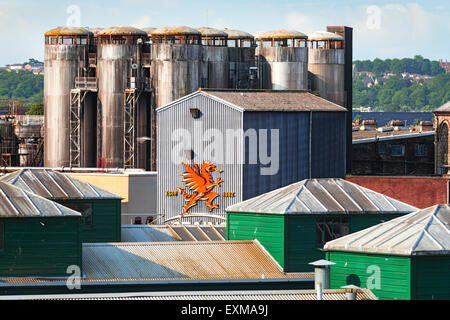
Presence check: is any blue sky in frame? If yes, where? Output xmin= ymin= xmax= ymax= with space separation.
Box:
xmin=0 ymin=0 xmax=448 ymax=65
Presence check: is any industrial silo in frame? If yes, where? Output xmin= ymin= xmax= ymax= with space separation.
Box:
xmin=223 ymin=28 xmax=256 ymax=89
xmin=150 ymin=26 xmax=202 ymax=108
xmin=307 ymin=31 xmax=345 ymax=106
xmin=254 ymin=29 xmax=308 ymax=90
xmin=96 ymin=26 xmax=149 ymax=169
xmin=196 ymin=27 xmax=229 ymax=89
xmin=44 ymin=27 xmax=95 ymax=167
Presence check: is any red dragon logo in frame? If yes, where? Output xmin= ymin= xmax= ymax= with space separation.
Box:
xmin=176 ymin=161 xmax=224 ymax=215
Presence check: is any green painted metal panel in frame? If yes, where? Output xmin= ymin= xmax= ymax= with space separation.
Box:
xmin=285 ymin=215 xmax=319 ymax=272
xmin=412 ymin=256 xmax=450 ymax=300
xmin=0 ymin=217 xmax=82 ymax=277
xmin=226 ymin=213 xmax=285 ymax=269
xmin=57 ymin=199 xmax=121 ymax=243
xmin=327 ymin=251 xmax=412 ymax=300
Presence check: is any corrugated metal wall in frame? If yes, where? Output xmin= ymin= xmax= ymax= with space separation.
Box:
xmin=311 ymin=111 xmax=346 ymax=178
xmin=157 ymin=94 xmax=243 ymax=223
xmin=243 ymin=111 xmax=310 ymax=199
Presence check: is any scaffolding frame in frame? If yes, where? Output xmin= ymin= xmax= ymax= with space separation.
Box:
xmin=123 ymin=89 xmax=140 ymax=168
xmin=69 ymin=89 xmax=88 ymax=167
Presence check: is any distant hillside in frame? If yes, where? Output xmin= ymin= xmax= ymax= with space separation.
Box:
xmin=354 ymin=55 xmax=445 ymax=76
xmin=353 ymin=56 xmax=449 ymax=112
xmin=0 ymin=69 xmax=43 ymax=106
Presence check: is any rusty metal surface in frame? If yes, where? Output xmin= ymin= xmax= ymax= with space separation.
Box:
xmin=82 ymin=241 xmax=305 ymax=280
xmin=152 ymin=26 xmax=201 ymax=36
xmin=196 ymin=27 xmax=228 ymax=37
xmin=324 ymin=204 xmax=450 ymax=256
xmin=201 ymin=90 xmax=347 ymax=112
xmin=45 ymin=27 xmax=92 ymax=36
xmin=222 ymin=29 xmax=254 ymax=40
xmin=0 ymin=180 xmax=81 ymax=217
xmin=255 ymin=29 xmax=307 ymax=40
xmin=141 ymin=27 xmax=157 ymax=36
xmin=97 ymin=26 xmax=147 ymax=36
xmin=2 ymin=289 xmax=377 ymax=300
xmin=0 ymin=169 xmax=121 ymax=200
xmin=307 ymin=31 xmax=344 ymax=41
xmin=226 ymin=178 xmax=418 ymax=215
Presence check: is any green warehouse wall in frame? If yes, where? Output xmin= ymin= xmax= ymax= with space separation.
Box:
xmin=0 ymin=217 xmax=82 ymax=277
xmin=412 ymin=256 xmax=450 ymax=300
xmin=326 ymin=251 xmax=411 ymax=300
xmin=227 ymin=212 xmax=406 ymax=273
xmin=57 ymin=199 xmax=121 ymax=243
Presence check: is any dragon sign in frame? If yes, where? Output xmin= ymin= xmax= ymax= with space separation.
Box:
xmin=176 ymin=161 xmax=224 ymax=215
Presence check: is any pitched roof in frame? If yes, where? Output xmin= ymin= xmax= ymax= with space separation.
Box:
xmin=226 ymin=178 xmax=418 ymax=214
xmin=324 ymin=204 xmax=450 ymax=256
xmin=202 ymin=90 xmax=347 ymax=112
xmin=435 ymin=101 xmax=450 ymax=113
xmin=0 ymin=181 xmax=81 ymax=218
xmin=0 ymin=169 xmax=122 ymax=200
xmin=6 ymin=289 xmax=377 ymax=300
xmin=82 ymin=241 xmax=307 ymax=280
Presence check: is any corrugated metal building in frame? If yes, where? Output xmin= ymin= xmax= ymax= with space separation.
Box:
xmin=0 ymin=180 xmax=82 ymax=277
xmin=324 ymin=204 xmax=450 ymax=300
xmin=157 ymin=89 xmax=347 ymax=223
xmin=0 ymin=240 xmax=314 ymax=295
xmin=0 ymin=169 xmax=122 ymax=242
xmin=226 ymin=178 xmax=418 ymax=272
xmin=1 ymin=288 xmax=378 ymax=300
xmin=121 ymin=224 xmax=226 ymax=242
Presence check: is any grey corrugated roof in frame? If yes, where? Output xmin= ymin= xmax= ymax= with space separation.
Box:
xmin=2 ymin=289 xmax=377 ymax=300
xmin=121 ymin=224 xmax=226 ymax=242
xmin=82 ymin=241 xmax=307 ymax=280
xmin=324 ymin=204 xmax=450 ymax=256
xmin=226 ymin=178 xmax=418 ymax=214
xmin=203 ymin=90 xmax=347 ymax=112
xmin=0 ymin=181 xmax=81 ymax=217
xmin=0 ymin=169 xmax=122 ymax=200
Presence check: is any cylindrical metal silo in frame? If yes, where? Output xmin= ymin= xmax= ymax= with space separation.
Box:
xmin=44 ymin=27 xmax=93 ymax=167
xmin=223 ymin=29 xmax=256 ymax=89
xmin=307 ymin=31 xmax=345 ymax=106
xmin=196 ymin=27 xmax=229 ymax=89
xmin=254 ymin=29 xmax=308 ymax=90
xmin=97 ymin=26 xmax=148 ymax=169
xmin=150 ymin=26 xmax=202 ymax=108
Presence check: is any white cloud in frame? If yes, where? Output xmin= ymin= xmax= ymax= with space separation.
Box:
xmin=132 ymin=15 xmax=152 ymax=28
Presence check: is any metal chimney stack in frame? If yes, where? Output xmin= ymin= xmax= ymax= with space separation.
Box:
xmin=309 ymin=259 xmax=336 ymax=300
xmin=341 ymin=284 xmax=361 ymax=300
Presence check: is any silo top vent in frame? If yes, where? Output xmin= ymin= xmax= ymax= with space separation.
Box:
xmin=222 ymin=29 xmax=254 ymax=40
xmin=152 ymin=25 xmax=201 ymax=36
xmin=97 ymin=26 xmax=147 ymax=36
xmin=255 ymin=29 xmax=308 ymax=40
xmin=45 ymin=26 xmax=92 ymax=36
xmin=307 ymin=31 xmax=344 ymax=41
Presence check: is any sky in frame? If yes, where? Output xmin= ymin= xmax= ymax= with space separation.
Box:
xmin=0 ymin=0 xmax=448 ymax=66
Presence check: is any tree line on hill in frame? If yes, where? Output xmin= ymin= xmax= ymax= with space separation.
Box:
xmin=354 ymin=55 xmax=445 ymax=76
xmin=353 ymin=56 xmax=449 ymax=112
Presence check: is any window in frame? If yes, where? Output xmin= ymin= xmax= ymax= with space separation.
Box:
xmin=316 ymin=217 xmax=349 ymax=246
xmin=415 ymin=144 xmax=428 ymax=156
xmin=391 ymin=145 xmax=405 ymax=157
xmin=377 ymin=143 xmax=386 ymax=154
xmin=65 ymin=203 xmax=93 ymax=226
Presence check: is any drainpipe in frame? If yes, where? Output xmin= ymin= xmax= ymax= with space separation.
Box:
xmin=341 ymin=284 xmax=361 ymax=300
xmin=309 ymin=259 xmax=336 ymax=300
